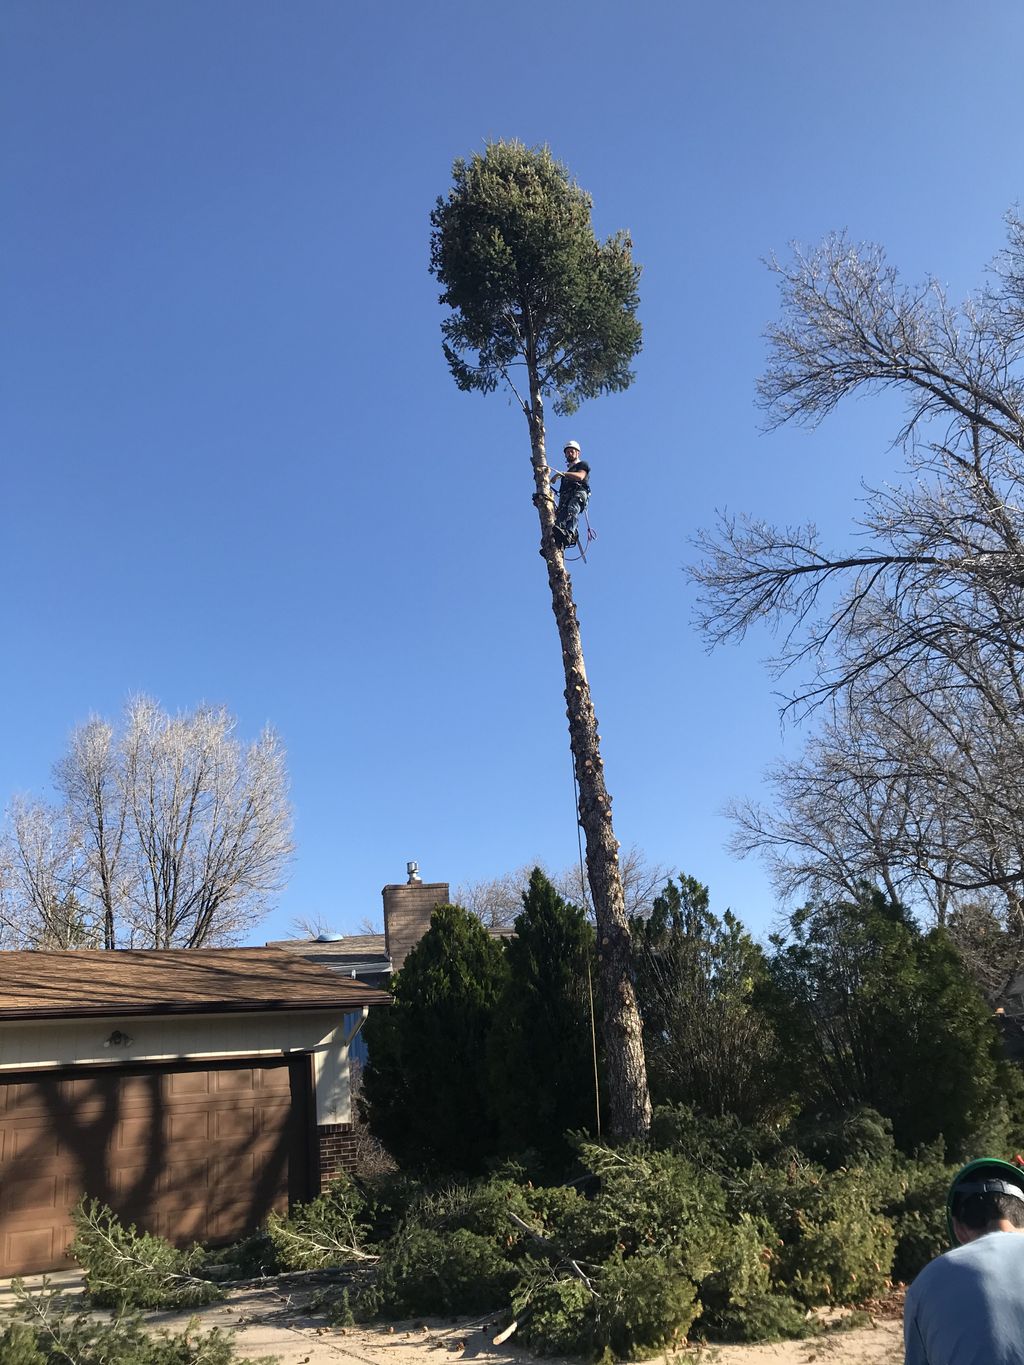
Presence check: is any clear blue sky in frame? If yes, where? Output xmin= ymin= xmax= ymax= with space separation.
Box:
xmin=3 ymin=0 xmax=1022 ymax=942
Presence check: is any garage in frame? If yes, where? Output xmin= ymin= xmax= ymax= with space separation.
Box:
xmin=0 ymin=947 xmax=389 ymax=1277
xmin=0 ymin=1057 xmax=309 ymax=1275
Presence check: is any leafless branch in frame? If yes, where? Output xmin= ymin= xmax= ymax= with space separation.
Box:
xmin=695 ymin=215 xmax=1024 ymax=927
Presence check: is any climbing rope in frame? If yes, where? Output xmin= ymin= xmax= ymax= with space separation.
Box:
xmin=563 ymin=509 xmax=597 ymax=564
xmin=571 ymin=748 xmax=602 ymax=1138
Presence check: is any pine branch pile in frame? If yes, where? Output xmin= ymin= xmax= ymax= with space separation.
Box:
xmin=69 ymin=1198 xmax=225 ymax=1310
xmin=59 ymin=1111 xmax=961 ymax=1360
xmin=265 ymin=1179 xmax=378 ymax=1271
xmin=268 ymin=1118 xmax=941 ymax=1358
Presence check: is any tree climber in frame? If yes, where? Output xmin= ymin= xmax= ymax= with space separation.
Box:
xmin=550 ymin=440 xmax=591 ymax=550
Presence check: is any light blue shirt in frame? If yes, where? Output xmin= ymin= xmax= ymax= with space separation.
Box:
xmin=904 ymin=1231 xmax=1024 ymax=1364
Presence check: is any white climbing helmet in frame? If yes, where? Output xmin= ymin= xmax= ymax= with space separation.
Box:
xmin=563 ymin=440 xmax=581 ymax=453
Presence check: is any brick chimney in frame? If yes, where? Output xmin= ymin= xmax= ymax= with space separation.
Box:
xmin=382 ymin=863 xmax=450 ymax=972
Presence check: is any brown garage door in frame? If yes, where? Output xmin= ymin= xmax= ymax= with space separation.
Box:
xmin=0 ymin=1057 xmax=311 ymax=1276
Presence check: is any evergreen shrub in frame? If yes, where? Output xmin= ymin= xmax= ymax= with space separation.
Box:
xmin=696 ymin=1211 xmax=772 ymax=1322
xmin=0 ymin=1322 xmax=43 ymax=1365
xmin=791 ymin=1108 xmax=897 ymax=1171
xmin=360 ymin=905 xmax=508 ymax=1175
xmin=709 ymin=1291 xmax=811 ymax=1343
xmin=59 ymin=1108 xmax=957 ymax=1358
xmin=407 ymin=1175 xmax=583 ymax=1253
xmin=358 ymin=1170 xmax=425 ymax=1242
xmin=413 ymin=1178 xmax=529 ymax=1244
xmin=515 ymin=1255 xmax=699 ymax=1362
xmin=488 ymin=871 xmax=600 ymax=1171
xmin=520 ymin=1182 xmax=585 ymax=1235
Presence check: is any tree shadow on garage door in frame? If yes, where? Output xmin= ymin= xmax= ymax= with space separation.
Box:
xmin=21 ymin=1059 xmax=306 ymax=1257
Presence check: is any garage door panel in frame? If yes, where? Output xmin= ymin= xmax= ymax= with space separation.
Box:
xmin=167 ymin=1111 xmax=210 ymax=1145
xmin=0 ymin=1082 xmax=55 ymax=1119
xmin=114 ymin=1118 xmax=157 ymax=1152
xmin=0 ymin=1059 xmax=309 ymax=1276
xmin=4 ymin=1123 xmax=62 ymax=1163
xmin=109 ymin=1164 xmax=150 ymax=1198
xmin=211 ymin=1151 xmax=258 ymax=1188
xmin=117 ymin=1075 xmax=162 ymax=1104
xmin=254 ymin=1068 xmax=291 ymax=1094
xmin=0 ymin=1175 xmax=61 ymax=1215
xmin=214 ymin=1108 xmax=255 ymax=1140
xmin=166 ymin=1070 xmax=210 ymax=1097
xmin=163 ymin=1158 xmax=211 ymax=1192
xmin=152 ymin=1182 xmax=213 ymax=1214
xmin=211 ymin=1185 xmax=289 ymax=1238
xmin=4 ymin=1226 xmax=59 ymax=1271
xmin=64 ymin=1075 xmax=116 ymax=1105
xmin=211 ymin=1068 xmax=256 ymax=1095
xmin=110 ymin=1164 xmax=184 ymax=1200
xmin=257 ymin=1104 xmax=292 ymax=1132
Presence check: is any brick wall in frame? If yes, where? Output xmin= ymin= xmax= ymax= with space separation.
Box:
xmin=382 ymin=880 xmax=450 ymax=971
xmin=317 ymin=1122 xmax=359 ymax=1184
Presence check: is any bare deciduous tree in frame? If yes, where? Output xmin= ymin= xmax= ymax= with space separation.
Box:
xmin=456 ymin=846 xmax=674 ymax=929
xmin=454 ymin=865 xmax=530 ymax=930
xmin=727 ymin=699 xmax=958 ymax=918
xmin=56 ymin=717 xmax=127 ymax=949
xmin=553 ymin=843 xmax=674 ymax=922
xmin=692 ymin=214 xmax=1024 ymax=994
xmin=694 ymin=224 xmax=1024 ymax=702
xmin=0 ymin=797 xmax=92 ymax=947
xmin=2 ymin=697 xmax=294 ymax=949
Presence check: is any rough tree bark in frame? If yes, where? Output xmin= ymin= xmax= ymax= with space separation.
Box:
xmin=527 ymin=378 xmax=651 ymax=1139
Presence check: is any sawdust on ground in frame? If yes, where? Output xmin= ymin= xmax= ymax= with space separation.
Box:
xmin=210 ymin=1282 xmax=907 ymax=1365
xmin=0 ymin=1275 xmax=906 ymax=1365
xmin=290 ymin=1316 xmax=904 ymax=1365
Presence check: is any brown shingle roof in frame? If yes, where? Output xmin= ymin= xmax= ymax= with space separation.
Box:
xmin=0 ymin=947 xmax=391 ymax=1021
xmin=267 ymin=935 xmax=388 ymax=959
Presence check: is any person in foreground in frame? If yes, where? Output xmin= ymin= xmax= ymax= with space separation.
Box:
xmin=904 ymin=1157 xmax=1024 ymax=1364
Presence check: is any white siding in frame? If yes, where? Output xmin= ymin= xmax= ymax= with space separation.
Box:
xmin=0 ymin=1009 xmax=364 ymax=1125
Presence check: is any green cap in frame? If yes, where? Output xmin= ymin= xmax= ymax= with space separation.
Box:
xmin=946 ymin=1158 xmax=1024 ymax=1245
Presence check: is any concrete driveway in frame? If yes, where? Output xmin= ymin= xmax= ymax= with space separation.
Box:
xmin=0 ymin=1272 xmax=903 ymax=1364
xmin=0 ymin=1272 xmax=532 ymax=1365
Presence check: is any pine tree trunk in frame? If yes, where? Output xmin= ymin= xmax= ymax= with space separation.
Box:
xmin=526 ymin=380 xmax=652 ymax=1141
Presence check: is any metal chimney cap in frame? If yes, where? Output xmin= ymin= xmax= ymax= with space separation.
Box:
xmin=406 ymin=861 xmax=421 ymax=883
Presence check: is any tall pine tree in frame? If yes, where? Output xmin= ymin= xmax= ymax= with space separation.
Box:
xmin=431 ymin=142 xmax=650 ymax=1138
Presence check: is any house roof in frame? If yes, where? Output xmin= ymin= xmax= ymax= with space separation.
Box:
xmin=267 ymin=935 xmax=390 ymax=973
xmin=0 ymin=947 xmax=391 ymax=1022
xmin=267 ymin=925 xmax=516 ymax=973
xmin=269 ymin=934 xmax=388 ymax=955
